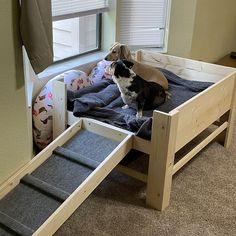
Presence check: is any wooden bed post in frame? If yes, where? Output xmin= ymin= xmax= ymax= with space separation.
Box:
xmin=223 ymin=75 xmax=236 ymax=148
xmin=52 ymin=80 xmax=67 ymax=140
xmin=146 ymin=110 xmax=179 ymax=211
xmin=218 ymin=75 xmax=236 ymax=148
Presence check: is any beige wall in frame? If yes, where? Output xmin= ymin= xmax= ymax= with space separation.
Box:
xmin=191 ymin=0 xmax=236 ymax=62
xmin=0 ymin=0 xmax=31 ymax=184
xmin=168 ymin=0 xmax=197 ymax=58
xmin=168 ymin=0 xmax=236 ymax=62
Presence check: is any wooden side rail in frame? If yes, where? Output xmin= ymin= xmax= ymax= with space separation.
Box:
xmin=173 ymin=73 xmax=235 ymax=152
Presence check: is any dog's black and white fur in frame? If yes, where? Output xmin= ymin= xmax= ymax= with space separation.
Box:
xmin=110 ymin=60 xmax=166 ymax=117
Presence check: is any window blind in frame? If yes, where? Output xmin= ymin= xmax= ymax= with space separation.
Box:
xmin=52 ymin=0 xmax=109 ymax=21
xmin=119 ymin=0 xmax=168 ymax=48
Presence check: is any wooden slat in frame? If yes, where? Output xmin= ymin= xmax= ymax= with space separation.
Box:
xmin=138 ymin=49 xmax=235 ymax=78
xmin=173 ymin=121 xmax=228 ymax=175
xmin=116 ymin=165 xmax=147 ymax=183
xmin=33 ymin=134 xmax=132 ymax=236
xmin=133 ymin=136 xmax=151 ymax=154
xmin=137 ymin=49 xmax=236 ymax=83
xmin=82 ymin=118 xmax=132 ymax=142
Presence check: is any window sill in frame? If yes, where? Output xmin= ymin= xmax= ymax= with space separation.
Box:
xmin=38 ymin=51 xmax=107 ymax=79
xmin=37 ymin=47 xmax=166 ymax=80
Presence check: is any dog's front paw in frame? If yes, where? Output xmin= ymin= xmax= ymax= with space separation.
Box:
xmin=166 ymin=91 xmax=172 ymax=100
xmin=122 ymin=104 xmax=129 ymax=109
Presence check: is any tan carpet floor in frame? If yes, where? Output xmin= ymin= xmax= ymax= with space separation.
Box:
xmin=55 ymin=121 xmax=236 ymax=236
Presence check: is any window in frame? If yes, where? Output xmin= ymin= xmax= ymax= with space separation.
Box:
xmin=52 ymin=15 xmax=100 ymax=61
xmin=118 ymin=0 xmax=170 ymax=50
xmin=51 ymin=0 xmax=109 ymax=61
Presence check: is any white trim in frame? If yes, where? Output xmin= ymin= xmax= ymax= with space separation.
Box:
xmin=22 ymin=47 xmax=36 ymax=159
xmin=162 ymin=0 xmax=172 ymax=53
xmin=38 ymin=51 xmax=107 ymax=79
xmin=53 ymin=7 xmax=109 ymax=21
xmin=22 ymin=47 xmax=36 ymax=107
xmin=52 ymin=0 xmax=109 ymax=20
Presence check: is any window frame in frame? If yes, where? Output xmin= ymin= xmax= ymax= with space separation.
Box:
xmin=52 ymin=13 xmax=102 ymax=63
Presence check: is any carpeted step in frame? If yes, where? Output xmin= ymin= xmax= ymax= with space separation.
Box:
xmin=0 ymin=183 xmax=61 ymax=233
xmin=21 ymin=174 xmax=70 ymax=202
xmin=0 ymin=211 xmax=34 ymax=236
xmin=54 ymin=146 xmax=100 ymax=169
xmin=31 ymin=130 xmax=119 ymax=194
xmin=62 ymin=129 xmax=119 ymax=162
xmin=0 ymin=226 xmax=16 ymax=236
xmin=31 ymin=154 xmax=94 ymax=194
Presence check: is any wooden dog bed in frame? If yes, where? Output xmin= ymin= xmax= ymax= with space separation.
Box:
xmin=0 ymin=50 xmax=235 ymax=235
xmin=52 ymin=49 xmax=236 ymax=210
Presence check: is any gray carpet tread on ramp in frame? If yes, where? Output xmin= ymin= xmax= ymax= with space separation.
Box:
xmin=0 ymin=129 xmax=119 ymax=235
xmin=54 ymin=146 xmax=100 ymax=169
xmin=0 ymin=211 xmax=34 ymax=236
xmin=21 ymin=174 xmax=70 ymax=202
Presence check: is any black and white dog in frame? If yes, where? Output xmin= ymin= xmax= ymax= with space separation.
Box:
xmin=109 ymin=59 xmax=166 ymax=117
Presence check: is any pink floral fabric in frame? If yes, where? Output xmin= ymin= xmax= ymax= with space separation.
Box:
xmin=88 ymin=60 xmax=112 ymax=84
xmin=33 ymin=70 xmax=92 ymax=150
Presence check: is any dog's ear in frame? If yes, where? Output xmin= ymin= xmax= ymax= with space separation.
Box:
xmin=114 ymin=63 xmax=131 ymax=78
xmin=122 ymin=59 xmax=134 ymax=69
xmin=113 ymin=42 xmax=120 ymax=47
xmin=110 ymin=42 xmax=120 ymax=50
xmin=120 ymin=45 xmax=132 ymax=60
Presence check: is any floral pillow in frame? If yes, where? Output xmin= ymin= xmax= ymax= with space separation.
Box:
xmin=88 ymin=59 xmax=112 ymax=84
xmin=33 ymin=70 xmax=91 ymax=150
xmin=64 ymin=70 xmax=91 ymax=90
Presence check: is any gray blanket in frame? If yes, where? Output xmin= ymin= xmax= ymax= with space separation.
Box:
xmin=67 ymin=68 xmax=213 ymax=140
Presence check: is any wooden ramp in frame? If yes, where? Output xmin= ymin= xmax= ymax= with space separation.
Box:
xmin=0 ymin=119 xmax=132 ymax=236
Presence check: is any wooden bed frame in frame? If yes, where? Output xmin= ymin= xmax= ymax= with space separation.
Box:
xmin=52 ymin=50 xmax=236 ymax=210
xmin=0 ymin=50 xmax=235 ymax=235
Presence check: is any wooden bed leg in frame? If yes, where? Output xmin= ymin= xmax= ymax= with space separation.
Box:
xmin=134 ymin=50 xmax=142 ymax=62
xmin=146 ymin=110 xmax=179 ymax=211
xmin=224 ymin=80 xmax=236 ymax=148
xmin=218 ymin=77 xmax=236 ymax=148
